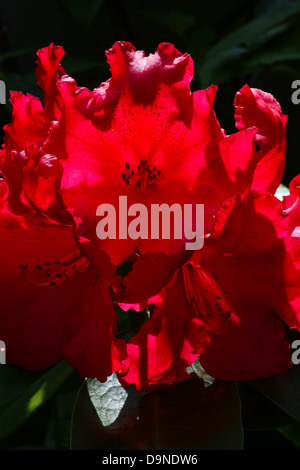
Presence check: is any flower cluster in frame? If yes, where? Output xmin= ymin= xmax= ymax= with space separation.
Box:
xmin=0 ymin=42 xmax=300 ymax=391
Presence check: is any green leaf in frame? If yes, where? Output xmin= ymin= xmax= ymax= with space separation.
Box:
xmin=243 ymin=26 xmax=300 ymax=69
xmin=200 ymin=1 xmax=300 ymax=85
xmin=239 ymin=382 xmax=297 ymax=431
xmin=0 ymin=360 xmax=73 ymax=441
xmin=60 ymin=58 xmax=106 ymax=76
xmin=277 ymin=422 xmax=300 ymax=448
xmin=206 ymin=1 xmax=300 ymax=56
xmin=0 ymin=46 xmax=38 ymax=63
xmin=71 ymin=374 xmax=243 ymax=450
xmin=52 ymin=421 xmax=72 ymax=449
xmin=136 ymin=9 xmax=196 ymax=36
xmin=59 ymin=0 xmax=104 ymax=27
xmin=201 ymin=46 xmax=248 ymax=85
xmin=4 ymin=72 xmax=42 ymax=99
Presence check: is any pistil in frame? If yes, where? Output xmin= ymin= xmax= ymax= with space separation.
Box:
xmin=282 ymin=186 xmax=300 ymax=217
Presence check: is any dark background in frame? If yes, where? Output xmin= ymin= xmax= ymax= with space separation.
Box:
xmin=1 ymin=0 xmax=300 ymax=185
xmin=0 ymin=0 xmax=300 ymax=450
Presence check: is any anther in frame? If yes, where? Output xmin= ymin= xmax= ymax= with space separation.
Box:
xmin=121 ymin=161 xmax=161 ymax=189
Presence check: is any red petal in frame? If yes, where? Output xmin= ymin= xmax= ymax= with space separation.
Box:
xmin=113 ymin=250 xmax=190 ymax=305
xmin=44 ymin=44 xmax=223 ymax=264
xmin=3 ymin=91 xmax=49 ymax=151
xmin=206 ymin=191 xmax=289 ymax=253
xmin=63 ymin=275 xmax=127 ymax=382
xmin=119 ymin=269 xmax=209 ymax=391
xmin=196 ymin=127 xmax=258 ymax=206
xmin=105 ymin=41 xmax=194 ymax=106
xmin=200 ymin=304 xmax=291 ymax=381
xmin=281 ymin=236 xmax=300 ymax=322
xmin=0 ymin=207 xmax=98 ymax=370
xmin=196 ymin=192 xmax=299 ymax=380
xmin=251 ymin=143 xmax=286 ymax=194
xmin=0 ymin=92 xmax=67 ymax=221
xmin=234 ymin=85 xmax=286 ymax=152
xmin=1 ymin=143 xmax=67 ymax=221
xmin=36 ymin=43 xmax=69 ymax=120
xmin=49 ymin=62 xmax=222 ymax=192
xmin=234 ymin=85 xmax=287 ymax=193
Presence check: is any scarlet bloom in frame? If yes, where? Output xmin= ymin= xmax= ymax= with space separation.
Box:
xmin=116 ymin=191 xmax=300 ymax=390
xmin=0 ymin=41 xmax=296 ymax=390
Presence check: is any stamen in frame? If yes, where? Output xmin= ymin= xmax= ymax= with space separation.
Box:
xmin=282 ymin=186 xmax=300 ymax=216
xmin=20 ymin=251 xmax=89 ymax=287
xmin=122 ymin=161 xmax=161 ymax=190
xmin=182 ymin=263 xmax=232 ymax=331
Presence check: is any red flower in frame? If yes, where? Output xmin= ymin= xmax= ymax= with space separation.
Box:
xmin=42 ymin=41 xmax=287 ymax=267
xmin=0 ymin=179 xmax=126 ymax=379
xmin=0 ymin=41 xmax=293 ymax=389
xmin=117 ymin=192 xmax=300 ymax=390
